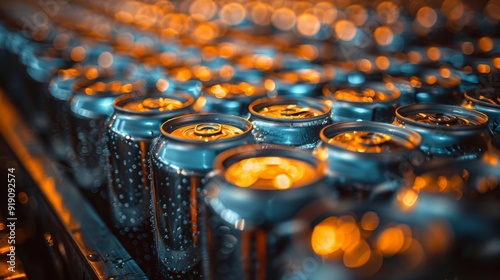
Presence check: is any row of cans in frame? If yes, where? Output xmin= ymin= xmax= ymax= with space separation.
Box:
xmin=1 ymin=1 xmax=500 ymax=279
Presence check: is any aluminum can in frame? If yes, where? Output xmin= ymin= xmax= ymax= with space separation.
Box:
xmin=393 ymin=104 xmax=492 ymax=158
xmin=316 ymin=121 xmax=423 ymax=199
xmin=195 ymin=79 xmax=270 ymax=117
xmin=68 ymin=73 xmax=143 ymax=192
xmin=462 ymin=87 xmax=500 ymax=134
xmin=269 ymin=65 xmax=332 ymax=98
xmin=106 ymin=91 xmax=196 ymax=276
xmin=202 ymin=144 xmax=332 ymax=280
xmin=150 ymin=113 xmax=254 ymax=279
xmin=20 ymin=42 xmax=69 ymax=132
xmin=248 ymin=97 xmax=332 ymax=149
xmin=287 ymin=197 xmax=454 ymax=280
xmin=46 ymin=53 xmax=142 ymax=161
xmin=323 ymin=82 xmax=401 ymax=123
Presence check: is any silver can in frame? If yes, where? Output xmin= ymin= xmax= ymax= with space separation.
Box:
xmin=249 ymin=96 xmax=332 ymax=149
xmin=106 ymin=91 xmax=196 ymax=276
xmin=269 ymin=65 xmax=332 ymax=98
xmin=393 ymin=104 xmax=492 ymax=158
xmin=323 ymin=82 xmax=401 ymax=123
xmin=202 ymin=144 xmax=332 ymax=280
xmin=150 ymin=113 xmax=254 ymax=279
xmin=69 ymin=72 xmax=143 ymax=192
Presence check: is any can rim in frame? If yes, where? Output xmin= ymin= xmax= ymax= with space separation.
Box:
xmin=213 ymin=144 xmax=327 ymax=190
xmin=160 ymin=113 xmax=253 ymax=144
xmin=464 ymin=88 xmax=500 ymax=109
xmin=319 ymin=121 xmax=422 ymax=157
xmin=248 ymin=96 xmax=331 ymax=122
xmin=113 ymin=91 xmax=195 ymax=115
xmin=395 ymin=104 xmax=490 ymax=130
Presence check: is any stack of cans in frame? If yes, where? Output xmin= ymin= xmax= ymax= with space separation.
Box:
xmin=0 ymin=0 xmax=500 ymax=279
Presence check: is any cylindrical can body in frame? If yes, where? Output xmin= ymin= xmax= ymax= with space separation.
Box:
xmin=150 ymin=113 xmax=254 ymax=279
xmin=249 ymin=97 xmax=332 ymax=149
xmin=69 ymin=74 xmax=143 ymax=192
xmin=316 ymin=121 xmax=423 ymax=199
xmin=203 ymin=145 xmax=332 ymax=280
xmin=323 ymin=82 xmax=401 ymax=123
xmin=196 ymin=79 xmax=269 ymax=117
xmin=47 ymin=67 xmax=83 ymax=161
xmin=393 ymin=104 xmax=492 ymax=158
xmin=462 ymin=88 xmax=500 ymax=135
xmin=106 ymin=91 xmax=195 ymax=276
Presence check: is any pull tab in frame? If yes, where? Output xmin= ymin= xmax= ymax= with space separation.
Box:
xmin=194 ymin=123 xmax=223 ymax=136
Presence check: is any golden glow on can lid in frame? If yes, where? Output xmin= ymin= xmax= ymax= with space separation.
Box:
xmin=170 ymin=123 xmax=244 ymax=142
xmin=327 ymin=131 xmax=415 ymax=153
xmin=257 ymin=104 xmax=323 ymax=119
xmin=225 ymin=156 xmax=316 ymax=189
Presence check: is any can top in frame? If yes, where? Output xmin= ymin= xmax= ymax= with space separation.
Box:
xmin=320 ymin=121 xmax=421 ymax=155
xmin=273 ymin=68 xmax=328 ymax=85
xmin=204 ymin=81 xmax=267 ymax=99
xmin=249 ymin=97 xmax=331 ymax=121
xmin=395 ymin=104 xmax=489 ymax=129
xmin=161 ymin=113 xmax=252 ymax=143
xmin=324 ymin=82 xmax=400 ymax=103
xmin=113 ymin=92 xmax=195 ymax=115
xmin=414 ymin=68 xmax=461 ymax=88
xmin=465 ymin=88 xmax=500 ymax=107
xmin=225 ymin=156 xmax=317 ymax=190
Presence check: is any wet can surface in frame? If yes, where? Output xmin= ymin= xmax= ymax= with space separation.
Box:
xmin=323 ymin=82 xmax=401 ymax=123
xmin=150 ymin=113 xmax=254 ymax=279
xmin=249 ymin=97 xmax=332 ymax=149
xmin=202 ymin=144 xmax=332 ymax=280
xmin=47 ymin=65 xmax=107 ymax=161
xmin=393 ymin=104 xmax=492 ymax=159
xmin=106 ymin=91 xmax=195 ymax=276
xmin=316 ymin=121 xmax=423 ymax=199
xmin=462 ymin=87 xmax=500 ymax=135
xmin=69 ymin=73 xmax=143 ymax=192
xmin=196 ymin=79 xmax=269 ymax=117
